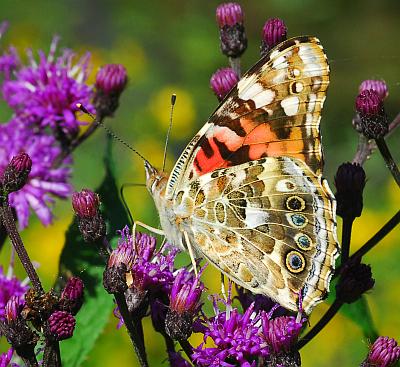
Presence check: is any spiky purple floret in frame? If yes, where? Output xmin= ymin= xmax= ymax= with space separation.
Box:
xmin=1 ymin=37 xmax=94 ymax=135
xmin=170 ymin=268 xmax=204 ymax=314
xmin=260 ymin=313 xmax=303 ymax=353
xmin=0 ymin=348 xmax=15 ymax=367
xmin=192 ymin=303 xmax=270 ymax=366
xmin=365 ymin=336 xmax=400 ymax=367
xmin=0 ymin=122 xmax=71 ymax=229
xmin=0 ymin=267 xmax=28 ymax=322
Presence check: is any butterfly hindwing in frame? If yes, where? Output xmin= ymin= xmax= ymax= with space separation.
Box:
xmin=166 ymin=36 xmax=329 ymax=197
xmin=173 ymin=156 xmax=338 ymax=313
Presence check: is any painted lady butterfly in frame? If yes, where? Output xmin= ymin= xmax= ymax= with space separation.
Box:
xmin=144 ymin=36 xmax=339 ymax=314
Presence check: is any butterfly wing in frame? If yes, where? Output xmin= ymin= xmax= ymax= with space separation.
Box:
xmin=166 ymin=36 xmax=329 ymax=197
xmin=175 ymin=157 xmax=338 ymax=314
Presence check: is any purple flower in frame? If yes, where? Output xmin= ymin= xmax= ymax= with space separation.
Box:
xmin=210 ymin=68 xmax=238 ymax=101
xmin=192 ymin=302 xmax=270 ymax=366
xmin=0 ymin=47 xmax=19 ymax=80
xmin=359 ymin=79 xmax=388 ymax=100
xmin=0 ymin=348 xmax=14 ymax=367
xmin=72 ymin=189 xmax=100 ymax=219
xmin=356 ymin=89 xmax=383 ymax=116
xmin=1 ymin=36 xmax=93 ymax=138
xmin=95 ymin=64 xmax=127 ymax=95
xmin=362 ymin=336 xmax=400 ymax=367
xmin=260 ymin=314 xmax=304 ymax=354
xmin=48 ymin=310 xmax=76 ymax=341
xmin=216 ymin=3 xmax=244 ymax=27
xmin=0 ymin=122 xmax=71 ymax=229
xmin=0 ymin=266 xmax=28 ymax=322
xmin=4 ymin=295 xmax=24 ymax=323
xmin=60 ymin=277 xmax=84 ymax=315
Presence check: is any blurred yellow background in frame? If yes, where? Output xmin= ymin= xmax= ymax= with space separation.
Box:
xmin=0 ymin=0 xmax=399 ymax=365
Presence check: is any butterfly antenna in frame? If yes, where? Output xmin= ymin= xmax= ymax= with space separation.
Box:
xmin=76 ymin=103 xmax=149 ymax=164
xmin=162 ymin=94 xmax=176 ymax=172
xmin=120 ymin=182 xmax=146 ymax=226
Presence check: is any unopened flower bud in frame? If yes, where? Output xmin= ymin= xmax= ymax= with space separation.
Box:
xmin=355 ymin=90 xmax=388 ymax=139
xmin=261 ymin=18 xmax=287 ymax=56
xmin=72 ymin=189 xmax=100 ymax=218
xmin=5 ymin=295 xmax=24 ymax=323
xmin=335 ymin=162 xmax=366 ymax=219
xmin=165 ymin=310 xmax=193 ymax=340
xmin=336 ymin=257 xmax=374 ymax=304
xmin=216 ymin=3 xmax=247 ymax=58
xmin=59 ymin=277 xmax=84 ymax=315
xmin=94 ymin=64 xmax=128 ymax=117
xmin=359 ymin=79 xmax=388 ymax=100
xmin=210 ymin=67 xmax=238 ymax=101
xmin=362 ymin=336 xmax=400 ymax=367
xmin=2 ymin=152 xmax=32 ymax=193
xmin=48 ymin=310 xmax=76 ymax=341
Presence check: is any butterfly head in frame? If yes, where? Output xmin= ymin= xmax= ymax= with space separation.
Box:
xmin=144 ymin=160 xmax=168 ymax=197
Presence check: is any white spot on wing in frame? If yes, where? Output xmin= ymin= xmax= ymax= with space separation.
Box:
xmin=281 ymin=96 xmax=300 ymax=116
xmin=252 ymin=89 xmax=275 ymax=108
xmin=244 ymin=208 xmax=269 ymax=228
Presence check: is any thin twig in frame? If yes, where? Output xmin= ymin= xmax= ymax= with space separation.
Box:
xmin=179 ymin=339 xmax=194 ymax=363
xmin=0 ymin=202 xmax=44 ymax=295
xmin=340 ymin=218 xmax=354 ymax=265
xmin=375 ymin=138 xmax=400 ymax=187
xmin=229 ymin=57 xmax=241 ymax=78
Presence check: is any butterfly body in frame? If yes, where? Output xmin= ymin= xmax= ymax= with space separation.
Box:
xmin=145 ymin=36 xmax=339 ymax=314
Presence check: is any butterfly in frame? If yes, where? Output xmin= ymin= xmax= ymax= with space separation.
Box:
xmin=144 ymin=36 xmax=339 ymax=314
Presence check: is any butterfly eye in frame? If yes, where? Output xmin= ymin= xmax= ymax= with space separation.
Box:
xmin=286 ymin=251 xmax=306 ymax=273
xmin=295 ymin=234 xmax=312 ymax=250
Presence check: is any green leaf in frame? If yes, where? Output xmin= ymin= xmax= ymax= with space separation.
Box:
xmin=340 ymin=296 xmax=378 ymax=341
xmin=57 ymin=138 xmax=130 ymax=367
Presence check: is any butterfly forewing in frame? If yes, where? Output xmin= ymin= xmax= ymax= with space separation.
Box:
xmin=173 ymin=157 xmax=338 ymax=313
xmin=166 ymin=36 xmax=329 ymax=197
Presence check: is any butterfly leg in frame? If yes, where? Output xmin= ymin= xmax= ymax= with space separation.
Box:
xmin=220 ymin=274 xmax=227 ymax=301
xmin=133 ymin=220 xmax=165 ymax=236
xmin=183 ymin=231 xmax=198 ymax=276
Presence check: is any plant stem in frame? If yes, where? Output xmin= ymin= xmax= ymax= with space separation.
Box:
xmin=179 ymin=339 xmax=194 ymax=363
xmin=43 ymin=340 xmax=61 ymax=367
xmin=296 ymin=299 xmax=342 ymax=349
xmin=114 ymin=293 xmax=149 ymax=367
xmin=375 ymin=138 xmax=400 ymax=187
xmin=229 ymin=57 xmax=241 ymax=78
xmin=340 ymin=218 xmax=354 ymax=265
xmin=0 ymin=202 xmax=44 ymax=295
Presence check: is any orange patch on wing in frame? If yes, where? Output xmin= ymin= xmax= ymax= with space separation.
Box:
xmin=195 ymin=138 xmax=230 ymax=174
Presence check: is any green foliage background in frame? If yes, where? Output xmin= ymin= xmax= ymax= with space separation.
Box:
xmin=0 ymin=0 xmax=399 ymax=366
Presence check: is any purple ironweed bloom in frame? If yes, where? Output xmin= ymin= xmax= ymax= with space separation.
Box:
xmin=0 ymin=266 xmax=28 ymax=322
xmin=166 ymin=268 xmax=205 ymax=340
xmin=0 ymin=348 xmax=14 ymax=367
xmin=59 ymin=277 xmax=84 ymax=315
xmin=260 ymin=313 xmax=304 ymax=354
xmin=48 ymin=310 xmax=76 ymax=341
xmin=261 ymin=18 xmax=287 ymax=56
xmin=210 ymin=67 xmax=238 ymax=101
xmin=2 ymin=152 xmax=32 ymax=193
xmin=192 ymin=302 xmax=270 ymax=366
xmin=1 ymin=36 xmax=93 ymax=138
xmin=168 ymin=351 xmax=192 ymax=367
xmin=359 ymin=79 xmax=388 ymax=100
xmin=72 ymin=189 xmax=100 ymax=219
xmin=362 ymin=336 xmax=400 ymax=367
xmin=4 ymin=295 xmax=24 ymax=323
xmin=355 ymin=89 xmax=388 ymax=139
xmin=216 ymin=3 xmax=247 ymax=58
xmin=0 ymin=122 xmax=71 ymax=229
xmin=0 ymin=47 xmax=19 ymax=80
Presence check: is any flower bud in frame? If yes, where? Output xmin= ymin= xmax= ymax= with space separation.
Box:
xmin=261 ymin=18 xmax=287 ymax=56
xmin=5 ymin=295 xmax=24 ymax=323
xmin=355 ymin=90 xmax=388 ymax=139
xmin=2 ymin=152 xmax=32 ymax=194
xmin=72 ymin=189 xmax=100 ymax=218
xmin=210 ymin=67 xmax=238 ymax=101
xmin=336 ymin=257 xmax=374 ymax=304
xmin=362 ymin=336 xmax=400 ymax=367
xmin=59 ymin=277 xmax=84 ymax=315
xmin=359 ymin=79 xmax=388 ymax=100
xmin=216 ymin=3 xmax=247 ymax=58
xmin=334 ymin=162 xmax=366 ymax=219
xmin=94 ymin=64 xmax=128 ymax=117
xmin=48 ymin=310 xmax=76 ymax=341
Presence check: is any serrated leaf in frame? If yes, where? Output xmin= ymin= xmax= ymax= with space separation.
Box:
xmin=340 ymin=296 xmax=378 ymax=341
xmin=57 ymin=138 xmax=130 ymax=367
